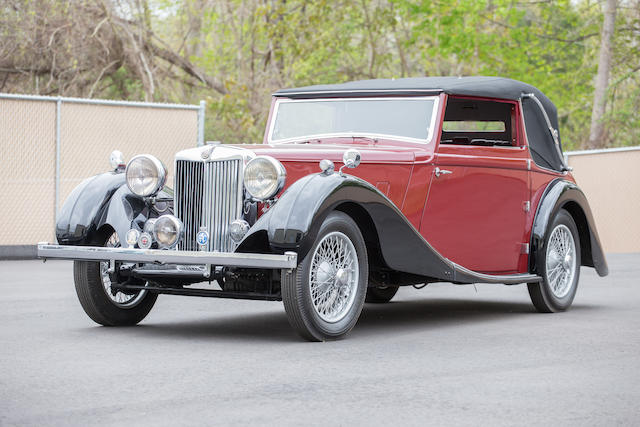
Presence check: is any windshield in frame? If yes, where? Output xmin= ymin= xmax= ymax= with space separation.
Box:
xmin=269 ymin=97 xmax=439 ymax=143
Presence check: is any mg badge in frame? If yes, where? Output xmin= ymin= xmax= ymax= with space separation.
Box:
xmin=196 ymin=230 xmax=209 ymax=247
xmin=201 ymin=145 xmax=215 ymax=159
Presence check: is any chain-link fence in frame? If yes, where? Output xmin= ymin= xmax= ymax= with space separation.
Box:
xmin=0 ymin=94 xmax=204 ymax=253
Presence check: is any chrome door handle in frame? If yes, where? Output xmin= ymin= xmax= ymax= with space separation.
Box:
xmin=435 ymin=167 xmax=453 ymax=178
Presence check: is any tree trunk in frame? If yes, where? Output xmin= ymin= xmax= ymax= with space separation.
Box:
xmin=587 ymin=0 xmax=617 ymax=149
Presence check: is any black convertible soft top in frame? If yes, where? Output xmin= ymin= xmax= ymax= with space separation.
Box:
xmin=275 ymin=77 xmax=567 ymax=171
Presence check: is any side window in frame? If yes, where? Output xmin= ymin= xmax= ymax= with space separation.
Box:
xmin=440 ymin=98 xmax=516 ymax=147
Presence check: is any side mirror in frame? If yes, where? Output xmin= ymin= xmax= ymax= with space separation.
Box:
xmin=339 ymin=149 xmax=361 ymax=176
xmin=342 ymin=149 xmax=361 ymax=169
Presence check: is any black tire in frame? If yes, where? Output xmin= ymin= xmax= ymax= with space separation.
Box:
xmin=73 ymin=230 xmax=157 ymax=326
xmin=281 ymin=211 xmax=368 ymax=341
xmin=365 ymin=285 xmax=399 ymax=303
xmin=528 ymin=209 xmax=581 ymax=313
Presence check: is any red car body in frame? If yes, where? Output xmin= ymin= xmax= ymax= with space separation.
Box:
xmin=247 ymin=92 xmax=572 ymax=276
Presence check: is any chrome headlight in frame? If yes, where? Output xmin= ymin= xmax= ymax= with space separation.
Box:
xmin=244 ymin=156 xmax=286 ymax=200
xmin=125 ymin=155 xmax=167 ymax=197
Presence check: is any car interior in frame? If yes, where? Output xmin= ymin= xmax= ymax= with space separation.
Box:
xmin=440 ymin=97 xmax=516 ymax=147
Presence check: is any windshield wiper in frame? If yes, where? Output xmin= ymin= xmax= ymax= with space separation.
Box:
xmin=280 ymin=135 xmax=377 ymax=144
xmin=279 ymin=139 xmax=311 ymax=144
xmin=351 ymin=135 xmax=378 ymax=144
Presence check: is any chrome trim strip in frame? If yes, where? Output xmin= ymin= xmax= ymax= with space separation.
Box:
xmin=267 ymin=96 xmax=440 ymax=145
xmin=37 ymin=243 xmax=298 ymax=269
xmin=453 ymin=263 xmax=542 ymax=284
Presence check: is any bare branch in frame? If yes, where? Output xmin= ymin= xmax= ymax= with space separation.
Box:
xmin=88 ymin=59 xmax=120 ymax=97
xmin=146 ymin=36 xmax=228 ymax=94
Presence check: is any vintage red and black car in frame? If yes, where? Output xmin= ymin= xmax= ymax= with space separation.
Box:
xmin=39 ymin=77 xmax=609 ymax=341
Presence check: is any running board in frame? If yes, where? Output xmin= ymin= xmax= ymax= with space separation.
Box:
xmin=452 ymin=263 xmax=542 ymax=285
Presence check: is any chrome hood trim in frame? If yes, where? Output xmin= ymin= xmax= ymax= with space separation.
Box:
xmin=175 ymin=145 xmax=255 ymax=163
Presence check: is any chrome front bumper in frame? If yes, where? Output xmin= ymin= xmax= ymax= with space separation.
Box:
xmin=37 ymin=243 xmax=298 ymax=269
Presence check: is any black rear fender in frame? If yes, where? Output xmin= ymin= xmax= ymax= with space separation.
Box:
xmin=530 ymin=179 xmax=608 ymax=277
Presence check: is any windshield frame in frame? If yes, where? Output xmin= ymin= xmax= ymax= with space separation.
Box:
xmin=267 ymin=96 xmax=441 ymax=145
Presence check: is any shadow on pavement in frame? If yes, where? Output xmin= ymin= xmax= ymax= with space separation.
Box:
xmin=356 ymin=298 xmax=597 ymax=335
xmin=78 ymin=296 xmax=601 ymax=343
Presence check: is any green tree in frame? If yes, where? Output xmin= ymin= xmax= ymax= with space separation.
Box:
xmin=1 ymin=0 xmax=638 ymax=148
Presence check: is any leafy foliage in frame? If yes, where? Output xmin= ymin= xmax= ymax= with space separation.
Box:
xmin=1 ymin=0 xmax=638 ymax=149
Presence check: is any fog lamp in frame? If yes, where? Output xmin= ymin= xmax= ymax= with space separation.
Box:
xmin=153 ymin=215 xmax=183 ymax=249
xmin=125 ymin=229 xmax=140 ymax=247
xmin=229 ymin=219 xmax=250 ymax=243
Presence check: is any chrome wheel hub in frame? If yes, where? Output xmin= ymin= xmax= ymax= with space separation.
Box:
xmin=100 ymin=232 xmax=147 ymax=308
xmin=335 ymin=268 xmax=349 ymax=286
xmin=309 ymin=231 xmax=359 ymax=323
xmin=545 ymin=224 xmax=577 ymax=298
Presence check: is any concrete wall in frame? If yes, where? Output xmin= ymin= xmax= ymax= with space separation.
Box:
xmin=566 ymin=147 xmax=640 ymax=254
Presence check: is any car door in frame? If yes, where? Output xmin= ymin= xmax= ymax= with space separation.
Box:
xmin=420 ymin=97 xmax=530 ymax=274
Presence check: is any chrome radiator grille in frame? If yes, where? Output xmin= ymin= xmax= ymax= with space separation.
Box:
xmin=175 ymin=159 xmax=243 ymax=252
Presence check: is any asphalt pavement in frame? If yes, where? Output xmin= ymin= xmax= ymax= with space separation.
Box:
xmin=1 ymin=254 xmax=639 ymax=426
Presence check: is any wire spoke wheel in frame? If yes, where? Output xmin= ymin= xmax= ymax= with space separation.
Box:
xmin=545 ymin=224 xmax=577 ymax=298
xmin=73 ymin=229 xmax=157 ymax=326
xmin=100 ymin=232 xmax=147 ymax=308
xmin=309 ymin=231 xmax=359 ymax=323
xmin=281 ymin=211 xmax=368 ymax=341
xmin=528 ymin=209 xmax=581 ymax=313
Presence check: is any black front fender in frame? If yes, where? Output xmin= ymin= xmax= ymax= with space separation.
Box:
xmin=530 ymin=179 xmax=608 ymax=277
xmin=55 ymin=172 xmax=146 ymax=245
